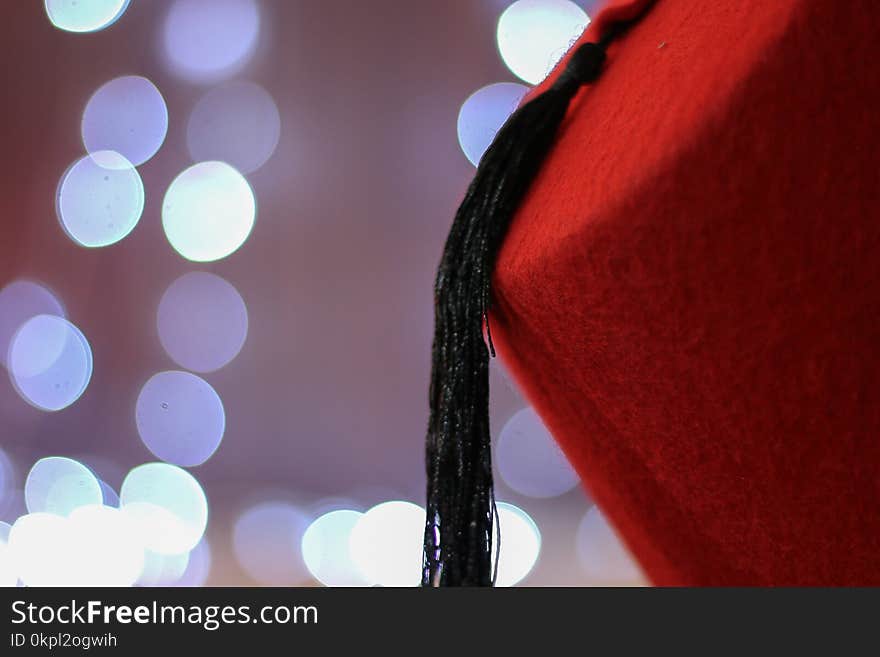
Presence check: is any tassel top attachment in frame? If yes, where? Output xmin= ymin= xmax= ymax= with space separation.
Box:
xmin=551 ymin=42 xmax=608 ymax=94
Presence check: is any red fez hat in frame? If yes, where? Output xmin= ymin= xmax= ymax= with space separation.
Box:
xmin=424 ymin=0 xmax=880 ymax=585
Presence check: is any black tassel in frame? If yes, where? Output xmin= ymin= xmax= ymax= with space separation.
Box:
xmin=422 ymin=29 xmax=630 ymax=587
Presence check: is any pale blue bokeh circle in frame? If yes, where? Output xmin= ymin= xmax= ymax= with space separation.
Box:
xmin=120 ymin=462 xmax=209 ymax=555
xmin=157 ymin=272 xmax=249 ymax=373
xmin=82 ymin=76 xmax=168 ymax=167
xmin=44 ymin=0 xmax=130 ymax=33
xmin=25 ymin=457 xmax=103 ymax=517
xmin=187 ymin=81 xmax=281 ymax=174
xmin=57 ymin=151 xmax=144 ymax=248
xmin=0 ymin=281 xmax=65 ymax=368
xmin=302 ymin=509 xmax=368 ymax=587
xmin=497 ymin=0 xmax=590 ymax=84
xmin=497 ymin=407 xmax=580 ymax=498
xmin=135 ymin=371 xmax=226 ymax=467
xmin=8 ymin=315 xmax=93 ymax=412
xmin=162 ymin=161 xmax=256 ymax=262
xmin=233 ymin=502 xmax=311 ymax=585
xmin=163 ymin=0 xmax=260 ymax=83
xmin=457 ymin=83 xmax=528 ymax=166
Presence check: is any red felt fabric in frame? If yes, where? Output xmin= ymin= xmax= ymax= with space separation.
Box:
xmin=491 ymin=0 xmax=880 ymax=585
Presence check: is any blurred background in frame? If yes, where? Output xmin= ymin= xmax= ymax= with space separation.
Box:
xmin=0 ymin=0 xmax=646 ymax=587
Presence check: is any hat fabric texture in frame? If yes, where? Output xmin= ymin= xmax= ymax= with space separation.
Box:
xmin=491 ymin=0 xmax=880 ymax=584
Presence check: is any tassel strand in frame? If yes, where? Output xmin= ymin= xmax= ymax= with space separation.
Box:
xmin=423 ymin=22 xmax=636 ymax=587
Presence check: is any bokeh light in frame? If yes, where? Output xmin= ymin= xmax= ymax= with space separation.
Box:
xmin=135 ymin=371 xmax=226 ymax=467
xmin=9 ymin=0 xmax=648 ymax=590
xmin=349 ymin=500 xmax=424 ymax=587
xmin=99 ymin=480 xmax=120 ymax=507
xmin=308 ymin=496 xmax=362 ymax=518
xmin=176 ymin=538 xmax=212 ymax=587
xmin=138 ymin=549 xmax=190 ymax=586
xmin=233 ymin=501 xmax=312 ymax=585
xmin=0 ymin=449 xmax=13 ymax=508
xmin=77 ymin=455 xmax=125 ymax=483
xmin=0 ymin=490 xmax=25 ymax=529
xmin=162 ymin=0 xmax=261 ymax=83
xmin=120 ymin=463 xmax=208 ymax=555
xmin=0 ymin=520 xmax=16 ymax=587
xmin=7 ymin=506 xmax=144 ymax=586
xmin=457 ymin=82 xmax=528 ymax=166
xmin=302 ymin=509 xmax=368 ymax=587
xmin=157 ymin=272 xmax=249 ymax=373
xmin=162 ymin=161 xmax=256 ymax=262
xmin=7 ymin=315 xmax=93 ymax=412
xmin=67 ymin=504 xmax=145 ymax=586
xmin=25 ymin=456 xmax=103 ymax=516
xmin=57 ymin=151 xmax=145 ymax=248
xmin=7 ymin=512 xmax=72 ymax=586
xmin=44 ymin=0 xmax=130 ymax=33
xmin=82 ymin=76 xmax=168 ymax=167
xmin=497 ymin=0 xmax=590 ymax=84
xmin=497 ymin=407 xmax=580 ymax=498
xmin=187 ymin=81 xmax=281 ymax=174
xmin=0 ymin=281 xmax=65 ymax=369
xmin=494 ymin=502 xmax=541 ymax=586
xmin=576 ymin=506 xmax=646 ymax=585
